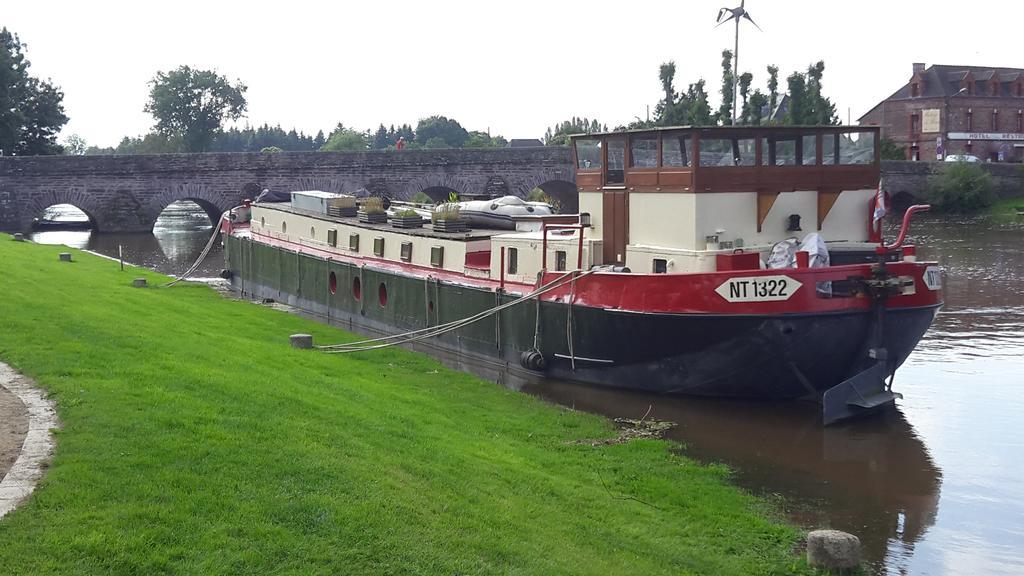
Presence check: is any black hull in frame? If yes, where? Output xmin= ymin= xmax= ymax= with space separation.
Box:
xmin=225 ymin=236 xmax=938 ymax=399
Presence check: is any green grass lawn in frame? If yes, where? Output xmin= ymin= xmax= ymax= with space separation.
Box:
xmin=989 ymin=195 xmax=1024 ymax=216
xmin=0 ymin=236 xmax=814 ymax=575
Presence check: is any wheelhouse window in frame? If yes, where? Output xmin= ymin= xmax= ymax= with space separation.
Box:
xmin=629 ymin=135 xmax=658 ymax=168
xmin=761 ymin=137 xmax=797 ymax=166
xmin=699 ymin=138 xmax=755 ymax=166
xmin=606 ymin=137 xmax=625 ymax=185
xmin=839 ymin=131 xmax=875 ymax=164
xmin=801 ymin=134 xmax=818 ymax=165
xmin=822 ymin=133 xmax=839 ymax=165
xmin=661 ymin=132 xmax=691 ymax=167
xmin=575 ymin=138 xmax=602 ymax=170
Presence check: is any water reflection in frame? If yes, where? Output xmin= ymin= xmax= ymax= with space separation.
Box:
xmin=520 ymin=379 xmax=941 ymax=574
xmin=29 ymin=201 xmax=224 ymax=277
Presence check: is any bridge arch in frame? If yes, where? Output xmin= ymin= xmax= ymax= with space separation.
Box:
xmin=402 ymin=176 xmax=475 ymax=202
xmin=529 ymin=179 xmax=578 ymax=214
xmin=147 ymin=185 xmax=238 ymax=230
xmin=26 ymin=189 xmax=104 ymax=231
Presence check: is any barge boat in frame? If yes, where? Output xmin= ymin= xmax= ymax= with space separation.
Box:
xmin=222 ymin=125 xmax=943 ymax=424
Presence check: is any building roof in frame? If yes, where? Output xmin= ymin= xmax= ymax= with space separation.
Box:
xmin=505 ymin=139 xmax=544 ymax=148
xmin=859 ymin=64 xmax=1024 ymax=121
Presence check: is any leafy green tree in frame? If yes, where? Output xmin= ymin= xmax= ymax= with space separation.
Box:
xmin=738 ymin=72 xmax=752 ymax=120
xmin=879 ymin=138 xmax=906 ymax=161
xmin=312 ymin=130 xmax=326 ymax=150
xmin=0 ymin=27 xmax=68 ymax=155
xmin=717 ymin=50 xmax=734 ymax=125
xmin=464 ymin=131 xmax=507 ymax=148
xmin=370 ymin=124 xmax=392 ymax=149
xmin=320 ymin=123 xmax=367 ymax=151
xmin=415 ymin=116 xmax=468 ymax=148
xmin=766 ymin=65 xmax=779 ymax=119
xmin=544 ymin=117 xmax=606 ymax=146
xmin=422 ymin=136 xmax=449 ymax=149
xmin=684 ymin=80 xmax=713 ymax=126
xmin=62 ymin=134 xmax=87 ymax=155
xmin=659 ymin=61 xmax=677 ymax=112
xmin=742 ymin=89 xmax=768 ymax=125
xmin=926 ymin=161 xmax=995 ymax=212
xmin=144 ymin=65 xmax=247 ymax=152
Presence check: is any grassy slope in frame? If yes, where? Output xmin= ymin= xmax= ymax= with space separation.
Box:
xmin=0 ymin=236 xmax=811 ymax=575
xmin=990 ymin=195 xmax=1024 ymax=216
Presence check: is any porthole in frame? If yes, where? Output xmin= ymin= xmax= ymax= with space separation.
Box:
xmin=352 ymin=276 xmax=362 ymax=300
xmin=329 ymin=271 xmax=337 ymax=294
xmin=282 ymin=221 xmax=288 ymax=234
xmin=260 ymin=216 xmax=265 ymax=227
xmin=310 ymin=226 xmax=316 ymax=238
xmin=378 ymin=282 xmax=388 ymax=308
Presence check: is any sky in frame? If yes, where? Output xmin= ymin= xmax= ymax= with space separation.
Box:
xmin=5 ymin=0 xmax=1022 ymax=148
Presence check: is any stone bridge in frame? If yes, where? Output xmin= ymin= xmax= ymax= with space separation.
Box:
xmin=0 ymin=148 xmax=575 ymax=233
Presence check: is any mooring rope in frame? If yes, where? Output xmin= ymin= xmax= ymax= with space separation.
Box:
xmin=162 ymin=212 xmax=228 ymax=287
xmin=316 ymin=269 xmax=595 ymax=354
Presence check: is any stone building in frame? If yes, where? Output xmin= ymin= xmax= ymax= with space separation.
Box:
xmin=859 ymin=63 xmax=1024 ymax=162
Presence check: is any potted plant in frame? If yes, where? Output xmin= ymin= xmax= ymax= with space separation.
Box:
xmin=391 ymin=208 xmax=424 ymax=229
xmin=357 ymin=197 xmax=388 ymax=224
xmin=431 ymin=203 xmax=468 ymax=233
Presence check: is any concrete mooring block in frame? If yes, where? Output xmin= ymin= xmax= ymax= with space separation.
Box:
xmin=12 ymin=233 xmax=24 ymax=242
xmin=290 ymin=334 xmax=314 ymax=349
xmin=58 ymin=253 xmax=72 ymax=262
xmin=132 ymin=278 xmax=148 ymax=288
xmin=806 ymin=529 xmax=861 ymax=571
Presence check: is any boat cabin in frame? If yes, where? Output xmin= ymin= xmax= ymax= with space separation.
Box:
xmin=572 ymin=125 xmax=881 ymax=272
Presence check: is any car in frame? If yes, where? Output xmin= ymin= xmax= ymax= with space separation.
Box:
xmin=944 ymin=154 xmax=981 ymax=163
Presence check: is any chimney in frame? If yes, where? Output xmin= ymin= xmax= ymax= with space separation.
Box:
xmin=912 ymin=63 xmax=926 ymax=75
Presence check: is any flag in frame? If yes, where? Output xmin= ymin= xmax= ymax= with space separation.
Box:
xmin=873 ymin=182 xmax=887 ymax=223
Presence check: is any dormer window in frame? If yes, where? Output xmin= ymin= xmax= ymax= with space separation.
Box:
xmin=911 ymin=83 xmax=920 ymax=97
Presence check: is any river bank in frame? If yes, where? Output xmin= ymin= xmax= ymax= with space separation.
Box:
xmin=0 ymin=234 xmax=817 ymax=575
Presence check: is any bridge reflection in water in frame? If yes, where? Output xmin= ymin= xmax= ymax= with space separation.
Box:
xmin=517 ymin=378 xmax=940 ymax=573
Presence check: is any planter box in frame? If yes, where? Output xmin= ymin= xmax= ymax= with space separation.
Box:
xmin=432 ymin=218 xmax=469 ymax=233
xmin=357 ymin=211 xmax=387 ymax=225
xmin=327 ymin=206 xmax=357 ymax=218
xmin=391 ymin=215 xmax=424 ymax=229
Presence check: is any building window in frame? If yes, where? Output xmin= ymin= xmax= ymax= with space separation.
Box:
xmin=992 ymin=110 xmax=999 ymax=131
xmin=910 ymin=114 xmax=920 ymax=134
xmin=966 ymin=110 xmax=973 ymax=131
xmin=1017 ymin=111 xmax=1022 ymax=133
xmin=653 ymin=259 xmax=668 ymax=274
xmin=507 ymin=248 xmax=518 ymax=275
xmin=555 ymin=250 xmax=567 ymax=271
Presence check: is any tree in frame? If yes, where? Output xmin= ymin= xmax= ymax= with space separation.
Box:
xmin=544 ymin=117 xmax=605 ymax=146
xmin=415 ymin=116 xmax=468 ymax=148
xmin=659 ymin=61 xmax=677 ymax=112
xmin=717 ymin=50 xmax=734 ymax=125
xmin=684 ymin=81 xmax=713 ymax=126
xmin=879 ymin=138 xmax=906 ymax=161
xmin=320 ymin=123 xmax=367 ymax=151
xmin=766 ymin=65 xmax=779 ymax=120
xmin=144 ymin=65 xmax=247 ymax=152
xmin=0 ymin=27 xmax=68 ymax=155
xmin=464 ymin=131 xmax=507 ymax=148
xmin=63 ymin=134 xmax=87 ymax=155
xmin=738 ymin=72 xmax=752 ymax=121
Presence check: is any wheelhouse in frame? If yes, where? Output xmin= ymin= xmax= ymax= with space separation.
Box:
xmin=572 ymin=126 xmax=880 ymax=270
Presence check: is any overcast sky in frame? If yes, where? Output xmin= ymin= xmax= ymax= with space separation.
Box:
xmin=5 ymin=0 xmax=1020 ymax=148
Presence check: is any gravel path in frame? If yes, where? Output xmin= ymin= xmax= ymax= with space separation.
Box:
xmin=0 ymin=362 xmax=58 ymax=519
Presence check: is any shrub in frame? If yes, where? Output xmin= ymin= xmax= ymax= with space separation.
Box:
xmin=359 ymin=197 xmax=385 ymax=214
xmin=925 ymin=161 xmax=996 ymax=212
xmin=432 ymin=203 xmax=461 ymax=222
xmin=410 ymin=191 xmax=434 ymax=205
xmin=394 ymin=208 xmax=420 ymax=218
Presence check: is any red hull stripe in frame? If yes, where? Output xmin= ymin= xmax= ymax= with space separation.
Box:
xmin=235 ymin=227 xmax=943 ymax=315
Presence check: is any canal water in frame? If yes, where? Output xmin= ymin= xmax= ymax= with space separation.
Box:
xmin=29 ymin=204 xmax=1024 ymax=575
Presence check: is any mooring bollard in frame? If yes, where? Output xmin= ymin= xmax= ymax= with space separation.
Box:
xmin=59 ymin=253 xmax=72 ymax=262
xmin=12 ymin=233 xmax=24 ymax=242
xmin=290 ymin=334 xmax=314 ymax=349
xmin=132 ymin=278 xmax=148 ymax=288
xmin=806 ymin=529 xmax=861 ymax=572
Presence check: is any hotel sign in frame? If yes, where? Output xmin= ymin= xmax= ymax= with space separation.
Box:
xmin=922 ymin=109 xmax=941 ymax=133
xmin=947 ymin=132 xmax=1024 ymax=141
